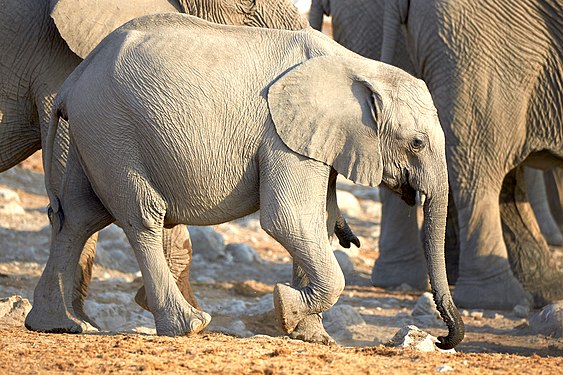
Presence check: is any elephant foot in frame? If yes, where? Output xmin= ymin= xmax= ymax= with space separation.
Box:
xmin=273 ymin=283 xmax=308 ymax=334
xmin=371 ymin=257 xmax=429 ymax=291
xmin=154 ymin=303 xmax=211 ymax=336
xmin=453 ymin=272 xmax=532 ymax=310
xmin=25 ymin=305 xmax=97 ymax=334
xmin=289 ymin=314 xmax=335 ymax=345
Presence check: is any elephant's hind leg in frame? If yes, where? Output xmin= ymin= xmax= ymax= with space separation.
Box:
xmin=500 ymin=167 xmax=563 ymax=306
xmin=25 ymin=150 xmax=113 ymax=333
xmin=118 ymin=174 xmax=210 ymax=336
xmin=135 ymin=224 xmax=201 ymax=311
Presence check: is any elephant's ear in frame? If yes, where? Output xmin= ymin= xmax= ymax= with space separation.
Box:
xmin=268 ymin=55 xmax=384 ymax=187
xmin=50 ymin=0 xmax=182 ymax=58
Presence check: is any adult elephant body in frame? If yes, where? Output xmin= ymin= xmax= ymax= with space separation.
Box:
xmin=0 ymin=0 xmax=307 ymax=332
xmin=382 ymin=0 xmax=563 ymax=309
xmin=26 ymin=14 xmax=464 ymax=349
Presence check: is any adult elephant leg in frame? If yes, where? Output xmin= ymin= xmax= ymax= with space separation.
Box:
xmin=544 ymin=168 xmax=563 ymax=231
xmin=135 ymin=224 xmax=201 ymax=311
xmin=0 ymin=113 xmax=41 ymax=172
xmin=444 ymin=188 xmax=460 ymax=284
xmin=453 ymin=180 xmax=533 ymax=310
xmin=71 ymin=233 xmax=100 ymax=329
xmin=500 ymin=167 xmax=563 ymax=306
xmin=372 ymin=186 xmax=428 ymax=290
xmin=525 ymin=168 xmax=563 ymax=246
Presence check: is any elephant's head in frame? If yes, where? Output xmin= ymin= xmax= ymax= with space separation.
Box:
xmin=267 ymin=55 xmax=464 ymax=349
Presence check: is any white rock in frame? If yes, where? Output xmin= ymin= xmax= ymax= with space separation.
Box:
xmin=388 ymin=325 xmax=456 ymax=353
xmin=512 ymin=304 xmax=530 ymax=318
xmin=0 ymin=295 xmax=32 ymax=324
xmin=336 ymin=190 xmax=363 ymax=217
xmin=0 ymin=187 xmax=20 ymax=202
xmin=324 ymin=304 xmax=365 ymax=330
xmin=412 ymin=292 xmax=440 ymax=317
xmin=247 ymin=294 xmax=274 ymax=316
xmin=334 ymin=250 xmax=355 ymax=277
xmin=225 ymin=243 xmax=262 ymax=263
xmin=436 ymin=365 xmax=454 ymax=372
xmin=188 ymin=226 xmax=228 ymax=262
xmin=524 ymin=302 xmax=563 ymax=338
xmin=213 ymin=319 xmax=254 ymax=338
xmin=0 ymin=201 xmax=25 ymax=215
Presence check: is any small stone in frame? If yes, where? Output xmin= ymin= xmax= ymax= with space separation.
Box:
xmin=461 ymin=360 xmax=468 ymax=366
xmin=0 ymin=201 xmax=25 ymax=215
xmin=469 ymin=311 xmax=483 ymax=319
xmin=225 ymin=243 xmax=262 ymax=263
xmin=188 ymin=226 xmax=228 ymax=262
xmin=484 ymin=311 xmax=503 ymax=319
xmin=0 ymin=295 xmax=32 ymax=325
xmin=323 ymin=304 xmax=365 ymax=330
xmin=436 ymin=365 xmax=454 ymax=372
xmin=336 ymin=190 xmax=362 ymax=217
xmin=513 ymin=304 xmax=530 ymax=318
xmin=388 ymin=325 xmax=456 ymax=353
xmin=521 ymin=302 xmax=563 ymax=338
xmin=412 ymin=292 xmax=439 ymax=317
xmin=461 ymin=310 xmax=469 ymax=317
xmin=0 ymin=187 xmax=20 ymax=202
xmin=334 ymin=250 xmax=355 ymax=277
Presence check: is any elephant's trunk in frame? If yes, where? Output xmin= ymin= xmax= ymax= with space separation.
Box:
xmin=422 ymin=180 xmax=465 ymax=349
xmin=380 ymin=0 xmax=409 ymax=64
xmin=308 ymin=0 xmax=327 ymax=31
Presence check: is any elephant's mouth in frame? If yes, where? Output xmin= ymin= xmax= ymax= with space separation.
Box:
xmin=399 ymin=180 xmax=417 ymax=206
xmin=394 ymin=169 xmax=418 ymax=206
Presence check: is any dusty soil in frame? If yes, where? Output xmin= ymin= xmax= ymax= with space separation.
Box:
xmin=0 ymin=151 xmax=561 ymax=373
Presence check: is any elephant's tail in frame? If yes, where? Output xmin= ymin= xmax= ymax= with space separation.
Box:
xmin=44 ymin=95 xmax=67 ymax=219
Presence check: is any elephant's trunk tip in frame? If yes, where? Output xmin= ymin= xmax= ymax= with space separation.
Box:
xmin=434 ymin=293 xmax=465 ymax=349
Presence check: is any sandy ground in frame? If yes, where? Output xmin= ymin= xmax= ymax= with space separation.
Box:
xmin=0 ymin=151 xmax=561 ymax=373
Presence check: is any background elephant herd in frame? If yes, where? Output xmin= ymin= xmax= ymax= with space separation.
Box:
xmin=0 ymin=0 xmax=561 ymax=354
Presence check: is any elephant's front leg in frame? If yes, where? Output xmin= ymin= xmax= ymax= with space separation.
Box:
xmin=288 ymin=264 xmax=335 ymax=344
xmin=260 ymin=156 xmax=345 ymax=335
xmin=372 ymin=186 xmax=428 ymax=290
xmin=452 ymin=181 xmax=533 ymax=310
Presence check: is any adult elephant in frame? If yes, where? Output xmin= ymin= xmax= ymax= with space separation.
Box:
xmin=381 ymin=0 xmax=563 ymax=309
xmin=310 ymin=0 xmax=563 ymax=294
xmin=0 ymin=0 xmax=307 ymax=331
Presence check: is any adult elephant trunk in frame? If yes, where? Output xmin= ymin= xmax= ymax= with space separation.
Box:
xmin=308 ymin=0 xmax=328 ymax=31
xmin=380 ymin=0 xmax=409 ymax=64
xmin=422 ymin=176 xmax=465 ymax=349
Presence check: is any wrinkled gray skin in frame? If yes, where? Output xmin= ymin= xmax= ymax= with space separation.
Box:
xmin=25 ymin=14 xmax=464 ymax=349
xmin=1 ymin=0 xmax=325 ymax=338
xmin=311 ymin=0 xmax=563 ymax=293
xmin=381 ymin=0 xmax=563 ymax=309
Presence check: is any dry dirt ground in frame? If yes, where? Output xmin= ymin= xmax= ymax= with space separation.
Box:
xmin=0 ymin=152 xmax=562 ymax=373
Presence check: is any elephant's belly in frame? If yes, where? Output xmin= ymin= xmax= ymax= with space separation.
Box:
xmin=159 ymin=161 xmax=261 ymax=226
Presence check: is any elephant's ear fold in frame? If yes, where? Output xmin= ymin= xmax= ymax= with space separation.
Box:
xmin=50 ymin=0 xmax=182 ymax=58
xmin=267 ymin=55 xmax=384 ymax=187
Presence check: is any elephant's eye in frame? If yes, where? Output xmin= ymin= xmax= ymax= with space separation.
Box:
xmin=411 ymin=138 xmax=425 ymax=151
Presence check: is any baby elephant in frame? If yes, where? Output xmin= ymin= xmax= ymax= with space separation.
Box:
xmin=26 ymin=14 xmax=464 ymax=349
